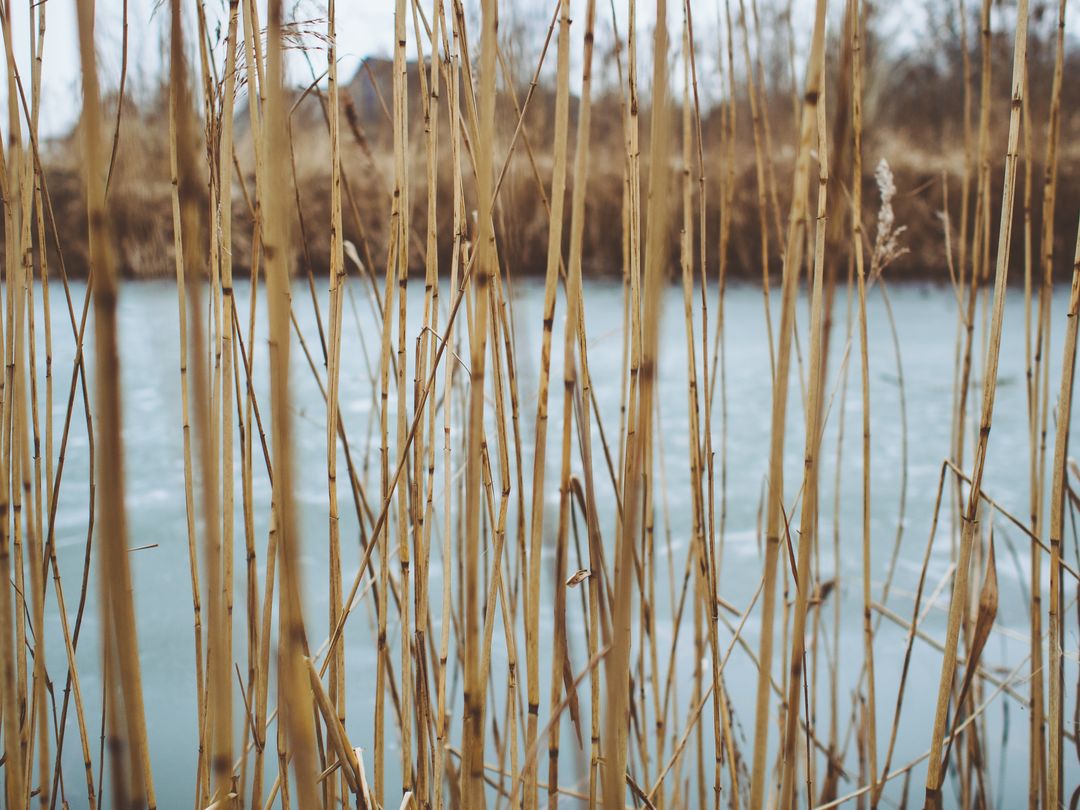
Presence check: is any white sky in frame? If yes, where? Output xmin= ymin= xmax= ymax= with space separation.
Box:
xmin=0 ymin=0 xmax=830 ymax=137
xmin=9 ymin=0 xmax=400 ymax=136
xmin=6 ymin=0 xmax=1078 ymax=139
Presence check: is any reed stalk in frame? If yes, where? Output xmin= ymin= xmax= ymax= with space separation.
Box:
xmin=263 ymin=0 xmax=319 ymax=801
xmin=524 ymin=2 xmax=571 ymax=807
xmin=924 ymin=1 xmax=1028 ymax=805
xmin=74 ymin=0 xmax=156 ymax=803
xmin=849 ymin=1 xmax=879 ymax=804
xmin=549 ymin=2 xmax=596 ymax=806
xmin=777 ymin=37 xmax=828 ymax=810
xmin=604 ymin=0 xmax=671 ymax=805
xmin=1 ymin=3 xmax=1074 ymax=809
xmin=747 ymin=1 xmax=827 ymax=806
xmin=1046 ymin=209 xmax=1080 ymax=810
xmin=459 ymin=0 xmax=497 ymax=806
xmin=1030 ymin=2 xmax=1067 ymax=804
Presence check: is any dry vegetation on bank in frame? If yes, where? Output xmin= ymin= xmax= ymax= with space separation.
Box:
xmin=36 ymin=1 xmax=1080 ymax=281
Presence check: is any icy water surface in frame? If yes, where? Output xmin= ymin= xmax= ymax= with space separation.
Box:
xmin=38 ymin=278 xmax=1079 ymax=806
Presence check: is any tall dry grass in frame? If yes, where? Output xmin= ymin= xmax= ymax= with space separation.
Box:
xmin=0 ymin=1 xmax=1075 ymax=809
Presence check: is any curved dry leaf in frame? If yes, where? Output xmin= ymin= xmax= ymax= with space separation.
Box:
xmin=940 ymin=531 xmax=999 ymax=773
xmin=344 ymin=240 xmax=365 ymax=273
xmin=566 ymin=569 xmax=591 ymax=588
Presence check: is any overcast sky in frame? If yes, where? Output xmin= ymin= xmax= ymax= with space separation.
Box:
xmin=11 ymin=0 xmax=401 ymax=136
xmin=0 ymin=0 xmax=830 ymax=137
xmin=7 ymin=0 xmax=1076 ymax=139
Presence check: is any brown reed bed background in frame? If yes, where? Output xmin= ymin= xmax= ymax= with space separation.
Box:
xmin=28 ymin=2 xmax=1080 ymax=283
xmin=0 ymin=0 xmax=1077 ymax=808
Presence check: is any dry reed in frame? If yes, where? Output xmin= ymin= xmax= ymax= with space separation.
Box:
xmin=0 ymin=2 xmax=1074 ymax=810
